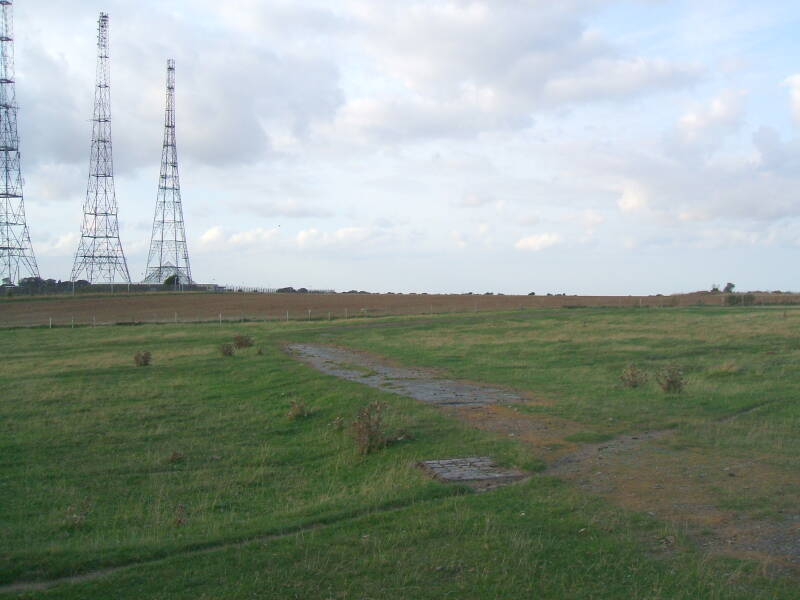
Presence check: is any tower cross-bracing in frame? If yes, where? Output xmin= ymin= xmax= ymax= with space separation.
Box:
xmin=143 ymin=59 xmax=192 ymax=286
xmin=0 ymin=0 xmax=38 ymax=284
xmin=71 ymin=12 xmax=130 ymax=284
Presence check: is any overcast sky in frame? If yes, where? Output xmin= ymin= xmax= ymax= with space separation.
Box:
xmin=14 ymin=0 xmax=800 ymax=294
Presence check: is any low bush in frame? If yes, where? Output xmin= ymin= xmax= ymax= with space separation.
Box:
xmin=620 ymin=364 xmax=647 ymax=388
xmin=352 ymin=402 xmax=389 ymax=455
xmin=233 ymin=335 xmax=254 ymax=349
xmin=286 ymin=399 xmax=311 ymax=420
xmin=656 ymin=365 xmax=686 ymax=393
xmin=220 ymin=343 xmax=235 ymax=357
xmin=134 ymin=351 xmax=152 ymax=367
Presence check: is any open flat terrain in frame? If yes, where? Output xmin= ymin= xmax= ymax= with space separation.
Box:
xmin=2 ymin=290 xmax=799 ymax=328
xmin=1 ymin=306 xmax=799 ymax=598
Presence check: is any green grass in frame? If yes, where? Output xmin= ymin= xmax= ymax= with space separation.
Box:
xmin=1 ymin=308 xmax=798 ymax=598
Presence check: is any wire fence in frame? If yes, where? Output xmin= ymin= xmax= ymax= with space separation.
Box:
xmin=4 ymin=294 xmax=800 ymax=330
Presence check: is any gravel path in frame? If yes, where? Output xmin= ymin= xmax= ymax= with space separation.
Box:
xmin=288 ymin=343 xmax=522 ymax=407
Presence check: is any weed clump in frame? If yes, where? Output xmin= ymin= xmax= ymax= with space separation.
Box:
xmin=352 ymin=402 xmax=390 ymax=455
xmin=174 ymin=504 xmax=188 ymax=527
xmin=134 ymin=351 xmax=152 ymax=367
xmin=287 ymin=399 xmax=311 ymax=420
xmin=620 ymin=364 xmax=647 ymax=388
xmin=656 ymin=365 xmax=686 ymax=394
xmin=168 ymin=451 xmax=186 ymax=464
xmin=233 ymin=335 xmax=254 ymax=349
xmin=220 ymin=343 xmax=235 ymax=357
xmin=65 ymin=498 xmax=92 ymax=529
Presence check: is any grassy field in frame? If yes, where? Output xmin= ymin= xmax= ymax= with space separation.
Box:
xmin=2 ymin=290 xmax=799 ymax=328
xmin=1 ymin=307 xmax=798 ymax=598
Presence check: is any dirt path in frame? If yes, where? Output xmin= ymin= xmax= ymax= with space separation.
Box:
xmin=290 ymin=343 xmax=800 ymax=577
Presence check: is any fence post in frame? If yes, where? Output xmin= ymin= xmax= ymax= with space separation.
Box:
xmin=328 ymin=311 xmax=331 ymax=321
xmin=219 ymin=313 xmax=222 ymax=326
xmin=71 ymin=317 xmax=74 ymax=329
xmin=49 ymin=317 xmax=52 ymax=329
xmin=286 ymin=310 xmax=289 ymax=322
xmin=93 ymin=315 xmax=96 ymax=327
xmin=307 ymin=309 xmax=311 ymax=321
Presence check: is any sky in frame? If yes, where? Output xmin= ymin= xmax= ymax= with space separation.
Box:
xmin=13 ymin=0 xmax=800 ymax=294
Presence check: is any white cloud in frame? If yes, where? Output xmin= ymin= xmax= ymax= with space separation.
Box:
xmin=514 ymin=233 xmax=561 ymax=251
xmin=673 ymin=89 xmax=747 ymax=149
xmin=296 ymin=227 xmax=374 ymax=248
xmin=783 ymin=74 xmax=800 ymax=124
xmin=200 ymin=227 xmax=223 ymax=245
xmin=618 ymin=182 xmax=649 ymax=214
xmin=37 ymin=232 xmax=78 ymax=257
xmin=229 ymin=227 xmax=281 ymax=245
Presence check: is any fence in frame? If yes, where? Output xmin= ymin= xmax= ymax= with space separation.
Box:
xmin=3 ymin=293 xmax=800 ymax=329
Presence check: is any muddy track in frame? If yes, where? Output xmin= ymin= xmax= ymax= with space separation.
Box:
xmin=290 ymin=343 xmax=800 ymax=577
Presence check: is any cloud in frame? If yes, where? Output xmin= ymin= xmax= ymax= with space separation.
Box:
xmin=329 ymin=1 xmax=702 ymax=141
xmin=674 ymin=89 xmax=747 ymax=147
xmin=514 ymin=232 xmax=561 ymax=251
xmin=784 ymin=74 xmax=800 ymax=124
xmin=296 ymin=227 xmax=375 ymax=248
xmin=199 ymin=227 xmax=223 ymax=245
xmin=618 ymin=182 xmax=649 ymax=214
xmin=36 ymin=232 xmax=79 ymax=257
xmin=229 ymin=227 xmax=281 ymax=246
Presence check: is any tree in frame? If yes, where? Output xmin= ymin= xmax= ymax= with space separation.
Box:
xmin=163 ymin=274 xmax=179 ymax=287
xmin=723 ymin=282 xmax=735 ymax=294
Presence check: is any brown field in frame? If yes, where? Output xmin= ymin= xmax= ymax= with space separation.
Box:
xmin=1 ymin=291 xmax=797 ymax=328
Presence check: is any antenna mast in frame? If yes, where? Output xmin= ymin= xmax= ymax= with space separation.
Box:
xmin=0 ymin=0 xmax=39 ymax=284
xmin=143 ymin=59 xmax=192 ymax=286
xmin=71 ymin=12 xmax=130 ymax=284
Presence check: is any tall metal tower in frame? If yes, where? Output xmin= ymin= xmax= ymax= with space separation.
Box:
xmin=0 ymin=0 xmax=38 ymax=284
xmin=71 ymin=13 xmax=130 ymax=284
xmin=143 ymin=59 xmax=192 ymax=285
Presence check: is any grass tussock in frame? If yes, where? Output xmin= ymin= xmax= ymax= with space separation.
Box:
xmin=233 ymin=335 xmax=255 ymax=349
xmin=352 ymin=402 xmax=390 ymax=455
xmin=656 ymin=365 xmax=686 ymax=394
xmin=220 ymin=343 xmax=236 ymax=357
xmin=351 ymin=401 xmax=412 ymax=455
xmin=619 ymin=364 xmax=648 ymax=388
xmin=286 ymin=399 xmax=312 ymax=420
xmin=133 ymin=350 xmax=152 ymax=367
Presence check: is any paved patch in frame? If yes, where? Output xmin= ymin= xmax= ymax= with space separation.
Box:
xmin=288 ymin=343 xmax=522 ymax=407
xmin=418 ymin=457 xmax=527 ymax=491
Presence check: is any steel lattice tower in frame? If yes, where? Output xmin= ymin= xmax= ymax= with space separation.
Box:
xmin=71 ymin=13 xmax=130 ymax=284
xmin=143 ymin=59 xmax=192 ymax=285
xmin=0 ymin=0 xmax=38 ymax=284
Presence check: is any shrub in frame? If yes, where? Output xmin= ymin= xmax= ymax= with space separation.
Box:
xmin=134 ymin=351 xmax=152 ymax=367
xmin=656 ymin=365 xmax=686 ymax=393
xmin=620 ymin=364 xmax=647 ymax=388
xmin=287 ymin=399 xmax=311 ymax=420
xmin=233 ymin=335 xmax=254 ymax=349
xmin=220 ymin=343 xmax=235 ymax=357
xmin=168 ymin=451 xmax=186 ymax=464
xmin=352 ymin=401 xmax=390 ymax=455
xmin=65 ymin=498 xmax=92 ymax=529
